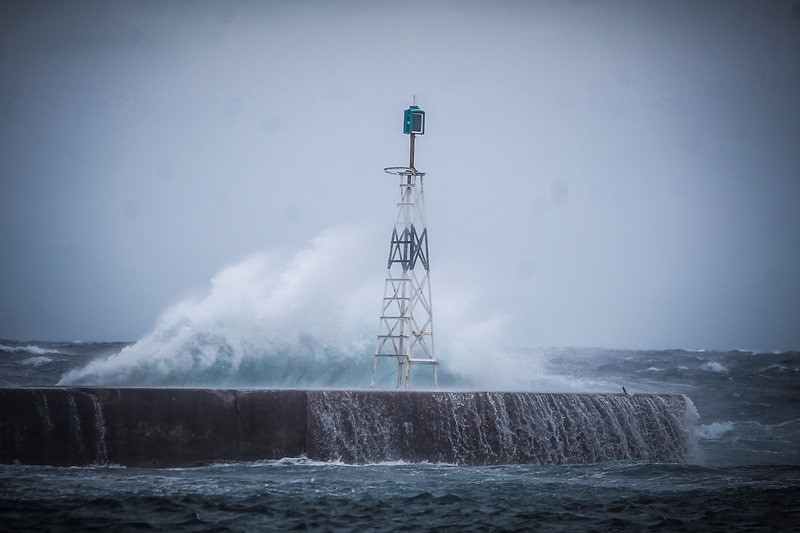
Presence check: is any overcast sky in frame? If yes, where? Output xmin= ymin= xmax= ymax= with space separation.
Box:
xmin=1 ymin=1 xmax=799 ymax=351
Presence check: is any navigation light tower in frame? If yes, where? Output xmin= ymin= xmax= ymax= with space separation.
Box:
xmin=372 ymin=100 xmax=437 ymax=389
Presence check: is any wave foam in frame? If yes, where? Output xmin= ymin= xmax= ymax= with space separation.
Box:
xmin=58 ymin=226 xmax=553 ymax=390
xmin=0 ymin=344 xmax=58 ymax=355
xmin=700 ymin=362 xmax=728 ymax=373
xmin=21 ymin=356 xmax=54 ymax=366
xmin=695 ymin=421 xmax=735 ymax=440
xmin=59 ymin=227 xmax=379 ymax=387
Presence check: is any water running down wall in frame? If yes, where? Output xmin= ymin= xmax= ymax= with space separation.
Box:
xmin=307 ymin=391 xmax=694 ymax=464
xmin=0 ymin=389 xmax=695 ymax=467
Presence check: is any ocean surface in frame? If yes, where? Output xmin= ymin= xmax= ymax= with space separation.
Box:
xmin=1 ymin=340 xmax=798 ymax=531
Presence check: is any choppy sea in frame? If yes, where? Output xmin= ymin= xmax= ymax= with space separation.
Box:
xmin=1 ymin=340 xmax=798 ymax=531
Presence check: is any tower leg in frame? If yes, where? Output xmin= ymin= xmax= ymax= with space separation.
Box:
xmin=396 ymin=358 xmax=404 ymax=388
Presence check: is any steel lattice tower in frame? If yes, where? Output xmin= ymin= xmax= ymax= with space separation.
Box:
xmin=372 ymin=101 xmax=437 ymax=389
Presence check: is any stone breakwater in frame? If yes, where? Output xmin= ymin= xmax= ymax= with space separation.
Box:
xmin=0 ymin=389 xmax=695 ymax=467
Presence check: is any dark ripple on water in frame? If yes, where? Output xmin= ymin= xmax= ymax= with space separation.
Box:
xmin=1 ymin=462 xmax=799 ymax=531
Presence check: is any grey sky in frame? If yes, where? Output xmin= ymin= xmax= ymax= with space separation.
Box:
xmin=1 ymin=1 xmax=799 ymax=351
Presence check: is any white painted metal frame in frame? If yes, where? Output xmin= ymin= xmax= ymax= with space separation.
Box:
xmin=372 ymin=167 xmax=437 ymax=389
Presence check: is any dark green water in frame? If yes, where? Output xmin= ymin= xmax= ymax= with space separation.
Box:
xmin=2 ymin=460 xmax=798 ymax=531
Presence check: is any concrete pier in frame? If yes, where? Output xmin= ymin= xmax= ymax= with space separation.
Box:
xmin=0 ymin=389 xmax=694 ymax=467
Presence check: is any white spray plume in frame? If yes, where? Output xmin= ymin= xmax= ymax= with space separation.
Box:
xmin=59 ymin=227 xmax=380 ymax=386
xmin=59 ymin=225 xmax=582 ymax=390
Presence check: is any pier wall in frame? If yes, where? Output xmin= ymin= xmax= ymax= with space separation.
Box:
xmin=0 ymin=389 xmax=693 ymax=467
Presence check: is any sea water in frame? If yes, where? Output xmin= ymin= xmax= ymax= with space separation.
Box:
xmin=1 ymin=341 xmax=798 ymax=531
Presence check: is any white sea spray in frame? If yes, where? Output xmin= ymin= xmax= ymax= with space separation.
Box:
xmin=700 ymin=362 xmax=729 ymax=373
xmin=696 ymin=421 xmax=736 ymax=440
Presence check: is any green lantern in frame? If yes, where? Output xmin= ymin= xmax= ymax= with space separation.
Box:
xmin=403 ymin=105 xmax=425 ymax=135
